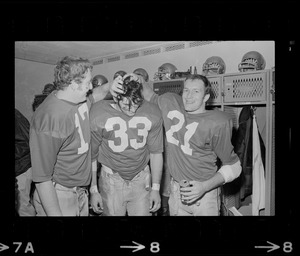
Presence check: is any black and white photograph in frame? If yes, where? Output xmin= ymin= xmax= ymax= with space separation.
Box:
xmin=14 ymin=41 xmax=275 ymax=218
xmin=2 ymin=0 xmax=296 ymax=255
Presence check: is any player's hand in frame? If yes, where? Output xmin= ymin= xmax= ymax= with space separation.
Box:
xmin=180 ymin=180 xmax=208 ymax=205
xmin=149 ymin=190 xmax=161 ymax=213
xmin=110 ymin=75 xmax=124 ymax=100
xmin=90 ymin=192 xmax=104 ymax=214
xmin=123 ymin=73 xmax=143 ymax=84
xmin=123 ymin=73 xmax=154 ymax=101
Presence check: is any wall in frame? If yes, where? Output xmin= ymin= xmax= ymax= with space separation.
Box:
xmin=92 ymin=41 xmax=275 ymax=83
xmin=15 ymin=41 xmax=275 ymax=121
xmin=15 ymin=59 xmax=55 ymax=121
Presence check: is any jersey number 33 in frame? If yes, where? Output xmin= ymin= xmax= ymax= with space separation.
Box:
xmin=105 ymin=116 xmax=152 ymax=153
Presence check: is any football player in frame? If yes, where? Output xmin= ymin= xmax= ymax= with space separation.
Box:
xmin=112 ymin=73 xmax=242 ymax=216
xmin=30 ymin=56 xmax=111 ymax=216
xmin=89 ymin=74 xmax=164 ymax=216
xmin=133 ymin=67 xmax=170 ymax=215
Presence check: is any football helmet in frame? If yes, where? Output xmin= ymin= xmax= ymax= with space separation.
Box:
xmin=92 ymin=74 xmax=108 ymax=88
xmin=133 ymin=68 xmax=149 ymax=82
xmin=238 ymin=51 xmax=266 ymax=72
xmin=113 ymin=70 xmax=127 ymax=80
xmin=153 ymin=63 xmax=177 ymax=81
xmin=202 ymin=56 xmax=226 ymax=76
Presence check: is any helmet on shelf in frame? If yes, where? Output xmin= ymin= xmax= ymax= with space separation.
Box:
xmin=92 ymin=74 xmax=108 ymax=88
xmin=113 ymin=70 xmax=127 ymax=80
xmin=153 ymin=63 xmax=177 ymax=81
xmin=202 ymin=56 xmax=226 ymax=76
xmin=238 ymin=51 xmax=266 ymax=72
xmin=133 ymin=68 xmax=149 ymax=82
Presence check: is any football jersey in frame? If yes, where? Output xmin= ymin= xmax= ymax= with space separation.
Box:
xmin=151 ymin=93 xmax=239 ymax=182
xmin=90 ymin=100 xmax=164 ymax=181
xmin=30 ymin=91 xmax=92 ymax=187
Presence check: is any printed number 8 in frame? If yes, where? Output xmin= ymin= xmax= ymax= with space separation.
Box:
xmin=283 ymin=242 xmax=292 ymax=253
xmin=150 ymin=242 xmax=160 ymax=253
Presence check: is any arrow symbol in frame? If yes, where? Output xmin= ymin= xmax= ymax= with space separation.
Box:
xmin=120 ymin=241 xmax=145 ymax=253
xmin=0 ymin=243 xmax=9 ymax=252
xmin=255 ymin=241 xmax=280 ymax=253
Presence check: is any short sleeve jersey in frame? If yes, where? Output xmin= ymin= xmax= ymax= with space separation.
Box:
xmin=30 ymin=91 xmax=92 ymax=187
xmin=90 ymin=100 xmax=164 ymax=181
xmin=151 ymin=93 xmax=239 ymax=182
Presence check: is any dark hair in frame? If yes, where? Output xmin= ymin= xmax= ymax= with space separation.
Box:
xmin=32 ymin=94 xmax=48 ymax=112
xmin=184 ymin=74 xmax=211 ymax=95
xmin=32 ymin=83 xmax=57 ymax=112
xmin=116 ymin=77 xmax=144 ymax=109
xmin=54 ymin=56 xmax=93 ymax=90
xmin=42 ymin=83 xmax=57 ymax=94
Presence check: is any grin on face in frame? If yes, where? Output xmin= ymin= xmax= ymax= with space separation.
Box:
xmin=182 ymin=79 xmax=209 ymax=114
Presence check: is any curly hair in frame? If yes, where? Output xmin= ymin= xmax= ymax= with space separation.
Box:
xmin=54 ymin=56 xmax=93 ymax=90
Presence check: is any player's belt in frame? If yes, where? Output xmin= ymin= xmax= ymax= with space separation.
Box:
xmin=53 ymin=181 xmax=89 ymax=191
xmin=102 ymin=164 xmax=149 ymax=175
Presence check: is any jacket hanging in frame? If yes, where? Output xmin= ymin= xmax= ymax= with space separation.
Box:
xmin=222 ymin=106 xmax=266 ymax=212
xmin=252 ymin=112 xmax=266 ymax=215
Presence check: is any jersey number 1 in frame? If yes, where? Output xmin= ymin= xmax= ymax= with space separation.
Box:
xmin=75 ymin=104 xmax=89 ymax=154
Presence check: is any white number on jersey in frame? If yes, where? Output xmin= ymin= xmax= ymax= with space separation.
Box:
xmin=105 ymin=116 xmax=151 ymax=153
xmin=75 ymin=103 xmax=89 ymax=154
xmin=165 ymin=110 xmax=198 ymax=156
xmin=129 ymin=117 xmax=152 ymax=150
xmin=106 ymin=117 xmax=128 ymax=152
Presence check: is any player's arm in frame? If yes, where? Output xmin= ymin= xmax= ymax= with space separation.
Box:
xmin=35 ymin=181 xmax=63 ymax=216
xmin=214 ymin=117 xmax=242 ymax=184
xmin=181 ymin=161 xmax=242 ymax=204
xmin=109 ymin=73 xmax=156 ymax=102
xmin=149 ymin=153 xmax=163 ymax=212
xmin=142 ymin=81 xmax=155 ymax=102
xmin=89 ymin=114 xmax=104 ymax=213
xmin=218 ymin=160 xmax=242 ymax=184
xmin=30 ymin=127 xmax=64 ymax=216
xmin=90 ymin=160 xmax=103 ymax=214
xmin=91 ymin=82 xmax=110 ymax=103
